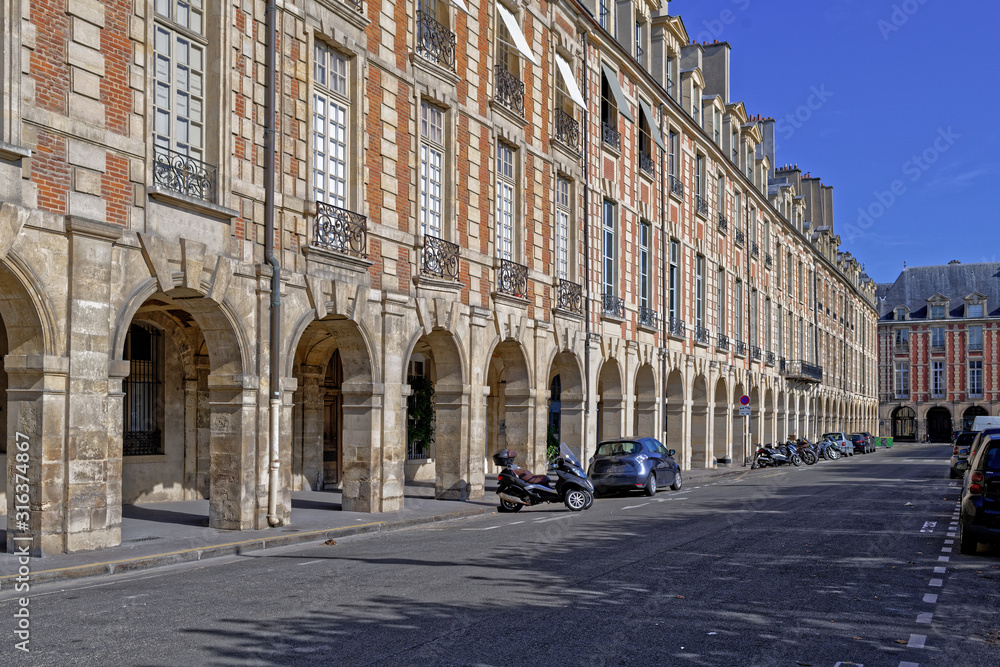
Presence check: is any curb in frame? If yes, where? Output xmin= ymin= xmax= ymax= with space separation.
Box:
xmin=1 ymin=505 xmax=495 ymax=587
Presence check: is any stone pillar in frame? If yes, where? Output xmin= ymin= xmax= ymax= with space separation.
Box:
xmin=182 ymin=377 xmax=199 ymax=499
xmin=195 ymin=355 xmax=211 ymax=498
xmin=296 ymin=365 xmax=324 ymax=490
xmin=434 ymin=385 xmax=471 ymax=500
xmin=341 ymin=381 xmax=388 ymax=512
xmin=207 ymin=374 xmax=257 ymax=530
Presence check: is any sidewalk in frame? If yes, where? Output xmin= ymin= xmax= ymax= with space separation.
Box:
xmin=0 ymin=465 xmax=751 ymax=587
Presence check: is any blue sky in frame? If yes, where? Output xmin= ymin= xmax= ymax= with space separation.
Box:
xmin=673 ymin=0 xmax=1000 ymax=284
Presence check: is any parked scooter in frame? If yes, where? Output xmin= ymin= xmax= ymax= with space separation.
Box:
xmin=751 ymin=442 xmax=802 ymax=468
xmin=794 ymin=438 xmax=819 ymax=465
xmin=495 ymin=444 xmax=595 ymax=512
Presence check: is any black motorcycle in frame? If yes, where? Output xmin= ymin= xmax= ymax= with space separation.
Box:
xmin=793 ymin=438 xmax=819 ymax=465
xmin=495 ymin=444 xmax=594 ymax=512
xmin=751 ymin=442 xmax=802 ymax=469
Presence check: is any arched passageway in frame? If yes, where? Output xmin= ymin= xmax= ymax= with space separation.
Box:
xmin=713 ymin=379 xmax=729 ymax=465
xmin=549 ymin=351 xmax=585 ymax=460
xmin=633 ymin=364 xmax=657 ymax=437
xmin=665 ymin=369 xmax=685 ymax=465
xmin=962 ymin=405 xmax=988 ymax=432
xmin=597 ymin=359 xmax=624 ymax=444
xmin=892 ymin=406 xmax=916 ymax=441
xmin=488 ymin=340 xmax=534 ymax=473
xmin=690 ymin=375 xmax=709 ymax=468
xmin=925 ymin=406 xmax=952 ymax=443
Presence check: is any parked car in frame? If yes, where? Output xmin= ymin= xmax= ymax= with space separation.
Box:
xmin=822 ymin=432 xmax=854 ymax=456
xmin=964 ymin=428 xmax=1000 ymax=479
xmin=950 ymin=431 xmax=978 ymax=479
xmin=589 ymin=437 xmax=682 ymax=496
xmin=958 ymin=432 xmax=1000 ymax=554
xmin=849 ymin=433 xmax=874 ymax=454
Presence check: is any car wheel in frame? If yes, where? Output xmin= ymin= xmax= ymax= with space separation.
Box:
xmin=671 ymin=469 xmax=683 ymax=490
xmin=959 ymin=521 xmax=977 ymax=555
xmin=644 ymin=473 xmax=657 ymax=497
xmin=564 ymin=488 xmax=587 ymax=511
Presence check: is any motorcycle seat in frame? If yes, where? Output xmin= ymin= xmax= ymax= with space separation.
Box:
xmin=514 ymin=469 xmax=551 ymax=485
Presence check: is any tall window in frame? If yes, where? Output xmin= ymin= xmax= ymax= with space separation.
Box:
xmin=787 ymin=252 xmax=794 ymax=291
xmin=731 ymin=129 xmax=739 ymax=163
xmin=713 ymin=107 xmax=721 ymax=144
xmin=932 ymin=361 xmax=945 ymax=398
xmin=669 ymin=240 xmax=679 ymax=320
xmin=969 ymin=325 xmax=984 ymax=351
xmin=734 ymin=191 xmax=741 ymax=231
xmin=787 ymin=311 xmax=793 ymax=357
xmin=555 ymin=176 xmax=571 ymax=279
xmin=798 ymin=316 xmax=804 ymax=359
xmin=695 ymin=154 xmax=705 ymax=200
xmin=717 ymin=174 xmax=725 ymax=214
xmin=695 ymin=255 xmax=705 ymax=329
xmin=419 ymin=101 xmax=444 ymax=237
xmin=496 ymin=142 xmax=515 ymax=259
xmin=798 ymin=261 xmax=804 ymax=301
xmin=734 ymin=279 xmax=743 ymax=342
xmin=668 ymin=132 xmax=677 ymax=178
xmin=123 ymin=323 xmax=164 ymax=456
xmin=777 ymin=305 xmax=783 ymax=357
xmin=603 ymin=200 xmax=616 ymax=296
xmin=717 ymin=267 xmax=726 ymax=333
xmin=765 ymin=298 xmax=772 ymax=352
xmin=665 ymin=55 xmax=674 ymax=99
xmin=930 ymin=325 xmax=944 ymax=349
xmin=763 ymin=219 xmax=770 ymax=254
xmin=313 ymin=42 xmax=349 ymax=208
xmin=894 ymin=328 xmax=909 ymax=347
xmin=970 ymin=360 xmax=984 ymax=396
xmin=634 ymin=21 xmax=644 ymax=64
xmin=748 ymin=204 xmax=756 ymax=240
xmin=153 ymin=0 xmax=206 ymax=159
xmin=598 ymin=0 xmax=610 ymax=31
xmin=691 ymin=85 xmax=700 ymax=121
xmin=749 ymin=288 xmax=758 ymax=346
xmin=639 ymin=221 xmax=650 ymax=309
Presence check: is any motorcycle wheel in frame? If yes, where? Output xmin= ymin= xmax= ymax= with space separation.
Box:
xmin=644 ymin=473 xmax=657 ymax=497
xmin=582 ymin=491 xmax=594 ymax=510
xmin=827 ymin=448 xmax=841 ymax=460
xmin=671 ymin=469 xmax=683 ymax=490
xmin=564 ymin=488 xmax=588 ymax=511
xmin=802 ymin=450 xmax=817 ymax=465
xmin=498 ymin=495 xmax=524 ymax=513
xmin=751 ymin=459 xmax=761 ymax=470
xmin=791 ymin=454 xmax=802 ymax=467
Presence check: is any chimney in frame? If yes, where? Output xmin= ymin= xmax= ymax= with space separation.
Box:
xmin=701 ymin=41 xmax=731 ymax=104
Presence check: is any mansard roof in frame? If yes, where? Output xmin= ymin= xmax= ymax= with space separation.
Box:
xmin=877 ymin=262 xmax=1000 ymax=320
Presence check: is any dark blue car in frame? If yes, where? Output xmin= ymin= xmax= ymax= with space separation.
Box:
xmin=959 ymin=432 xmax=1000 ymax=554
xmin=588 ymin=437 xmax=682 ymax=496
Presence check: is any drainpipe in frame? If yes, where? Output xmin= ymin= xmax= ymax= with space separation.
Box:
xmin=265 ymin=1 xmax=283 ymax=527
xmin=582 ymin=32 xmax=591 ymax=459
xmin=659 ymin=103 xmax=667 ymax=447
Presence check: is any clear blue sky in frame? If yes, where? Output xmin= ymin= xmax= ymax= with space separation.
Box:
xmin=673 ymin=0 xmax=1000 ymax=284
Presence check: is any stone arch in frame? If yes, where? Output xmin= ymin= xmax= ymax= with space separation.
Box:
xmin=963 ymin=405 xmax=988 ymax=431
xmin=597 ymin=357 xmax=624 ymax=444
xmin=487 ymin=339 xmax=535 ymax=471
xmin=666 ymin=369 xmax=685 ymax=466
xmin=690 ymin=374 xmax=710 ymax=468
xmin=549 ymin=350 xmax=585 ymax=460
xmin=925 ymin=405 xmax=952 ymax=442
xmin=633 ymin=364 xmax=657 ymax=438
xmin=764 ymin=388 xmax=774 ymax=445
xmin=713 ymin=378 xmax=730 ymax=465
xmin=892 ymin=405 xmax=916 ymax=441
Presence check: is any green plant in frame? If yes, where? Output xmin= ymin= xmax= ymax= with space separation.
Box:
xmin=546 ymin=423 xmax=559 ymax=461
xmin=407 ymin=375 xmax=435 ymax=458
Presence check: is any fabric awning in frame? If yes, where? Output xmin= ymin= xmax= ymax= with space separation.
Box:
xmin=554 ymin=54 xmax=586 ymax=110
xmin=600 ymin=63 xmax=634 ymax=123
xmin=450 ymin=0 xmax=470 ymax=14
xmin=496 ymin=3 xmax=539 ymax=67
xmin=639 ymin=99 xmax=665 ymax=151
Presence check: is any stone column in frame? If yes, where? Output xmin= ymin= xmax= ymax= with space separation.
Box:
xmin=182 ymin=377 xmax=199 ymax=499
xmin=434 ymin=385 xmax=471 ymax=500
xmin=296 ymin=365 xmax=324 ymax=490
xmin=341 ymin=381 xmax=387 ymax=512
xmin=207 ymin=374 xmax=258 ymax=530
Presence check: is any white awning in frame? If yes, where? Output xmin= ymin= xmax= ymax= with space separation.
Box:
xmin=450 ymin=0 xmax=470 ymax=14
xmin=639 ymin=99 xmax=665 ymax=151
xmin=600 ymin=63 xmax=634 ymax=123
xmin=496 ymin=2 xmax=539 ymax=67
xmin=554 ymin=54 xmax=586 ymax=110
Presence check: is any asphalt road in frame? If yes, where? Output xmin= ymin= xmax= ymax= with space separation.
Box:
xmin=2 ymin=443 xmax=998 ymax=666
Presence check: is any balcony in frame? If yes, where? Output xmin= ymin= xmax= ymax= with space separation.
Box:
xmin=638 ymin=305 xmax=659 ymax=329
xmin=734 ymin=339 xmax=746 ymax=357
xmin=669 ymin=316 xmax=686 ymax=338
xmin=894 ymin=341 xmax=910 ymax=354
xmin=669 ymin=175 xmax=684 ymax=198
xmin=496 ymin=258 xmax=528 ymax=297
xmin=781 ymin=359 xmax=824 ymax=383
xmin=421 ymin=235 xmax=460 ymax=280
xmin=554 ymin=109 xmax=580 ymax=151
xmin=602 ymin=293 xmax=625 ymax=319
xmin=930 ymin=341 xmax=946 ymax=353
xmin=153 ymin=145 xmax=217 ymax=203
xmin=765 ymin=253 xmax=773 ymax=270
xmin=751 ymin=242 xmax=760 ymax=258
xmin=695 ymin=195 xmax=709 ymax=217
xmin=343 ymin=0 xmax=363 ymax=11
xmin=751 ymin=345 xmax=762 ymax=361
xmin=717 ymin=212 xmax=729 ymax=234
xmin=416 ymin=10 xmax=456 ymax=71
xmin=314 ymin=201 xmax=368 ymax=257
xmin=969 ymin=390 xmax=984 ymax=399
xmin=639 ymin=152 xmax=655 ymax=176
xmin=601 ymin=121 xmax=620 ymax=150
xmin=556 ymin=278 xmax=583 ymax=315
xmin=969 ymin=342 xmax=984 ymax=353
xmin=494 ymin=63 xmax=524 ymax=116
xmin=734 ymin=228 xmax=745 ymax=246
xmin=717 ymin=333 xmax=730 ymax=352
xmin=766 ymin=351 xmax=776 ymax=365
xmin=695 ymin=325 xmax=710 ymax=345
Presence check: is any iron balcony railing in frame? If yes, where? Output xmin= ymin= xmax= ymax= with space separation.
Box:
xmin=765 ymin=253 xmax=773 ymax=269
xmin=601 ymin=121 xmax=620 ymax=150
xmin=781 ymin=360 xmax=824 ymax=383
xmin=717 ymin=333 xmax=730 ymax=352
xmin=669 ymin=316 xmax=686 ymax=338
xmin=602 ymin=293 xmax=626 ymax=318
xmin=152 ymin=145 xmax=217 ymax=203
xmin=421 ymin=235 xmax=460 ymax=280
xmin=638 ymin=305 xmax=659 ymax=328
xmin=554 ymin=108 xmax=580 ymax=151
xmin=557 ymin=279 xmax=583 ymax=314
xmin=766 ymin=351 xmax=776 ymax=365
xmin=751 ymin=241 xmax=760 ymax=257
xmin=639 ymin=151 xmax=655 ymax=176
xmin=969 ymin=390 xmax=984 ymax=399
xmin=343 ymin=0 xmax=363 ymax=11
xmin=734 ymin=339 xmax=746 ymax=356
xmin=894 ymin=341 xmax=910 ymax=353
xmin=735 ymin=228 xmax=745 ymax=246
xmin=669 ymin=175 xmax=684 ymax=198
xmin=695 ymin=325 xmax=710 ymax=345
xmin=930 ymin=341 xmax=946 ymax=351
xmin=695 ymin=195 xmax=709 ymax=217
xmin=717 ymin=212 xmax=729 ymax=233
xmin=894 ymin=390 xmax=911 ymax=400
xmin=751 ymin=345 xmax=762 ymax=361
xmin=497 ymin=258 xmax=528 ymax=297
xmin=416 ymin=10 xmax=456 ymax=71
xmin=494 ymin=63 xmax=524 ymax=116
xmin=969 ymin=342 xmax=984 ymax=352
xmin=314 ymin=201 xmax=368 ymax=257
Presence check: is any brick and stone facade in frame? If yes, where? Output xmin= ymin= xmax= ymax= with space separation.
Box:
xmin=0 ymin=0 xmax=877 ymax=556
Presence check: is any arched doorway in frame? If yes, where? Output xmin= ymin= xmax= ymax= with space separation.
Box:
xmin=690 ymin=375 xmax=709 ymax=468
xmin=926 ymin=406 xmax=952 ymax=443
xmin=597 ymin=359 xmax=624 ymax=444
xmin=892 ymin=406 xmax=916 ymax=441
xmin=963 ymin=405 xmax=988 ymax=431
xmin=763 ymin=389 xmax=774 ymax=446
xmin=713 ymin=379 xmax=730 ymax=465
xmin=488 ymin=340 xmax=534 ymax=472
xmin=750 ymin=386 xmax=761 ymax=446
xmin=633 ymin=364 xmax=657 ymax=437
xmin=549 ymin=351 xmax=585 ymax=460
xmin=666 ymin=369 xmax=685 ymax=465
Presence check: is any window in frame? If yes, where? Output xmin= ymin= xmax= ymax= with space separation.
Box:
xmin=777 ymin=305 xmax=783 ymax=357
xmin=932 ymin=361 xmax=945 ymax=398
xmin=695 ymin=255 xmax=705 ymax=329
xmin=313 ymin=42 xmax=349 ymax=208
xmin=894 ymin=306 xmax=906 ymax=320
xmin=555 ymin=176 xmax=571 ymax=280
xmin=894 ymin=328 xmax=909 ymax=347
xmin=749 ymin=288 xmax=757 ymax=346
xmin=123 ymin=323 xmax=164 ymax=456
xmin=717 ymin=267 xmax=726 ymax=333
xmin=495 ymin=8 xmax=520 ymax=75
xmin=695 ymin=154 xmax=705 ymax=200
xmin=970 ymin=360 xmax=984 ymax=396
xmin=734 ymin=191 xmax=741 ymax=232
xmin=496 ymin=142 xmax=515 ymax=260
xmin=968 ymin=303 xmax=984 ymax=318
xmin=603 ymin=200 xmax=616 ymax=296
xmin=153 ymin=0 xmax=206 ymax=160
xmin=668 ymin=132 xmax=677 ymax=178
xmin=713 ymin=107 xmax=721 ymax=145
xmin=931 ymin=327 xmax=945 ymax=349
xmin=419 ymin=101 xmax=444 ymax=237
xmin=598 ymin=0 xmax=610 ymax=31
xmin=969 ymin=325 xmax=983 ymax=351
xmin=734 ymin=279 xmax=743 ymax=342
xmin=798 ymin=316 xmax=804 ymax=359
xmin=786 ymin=252 xmax=793 ymax=292
xmin=930 ymin=304 xmax=946 ymax=319
xmin=798 ymin=261 xmax=804 ymax=301
xmin=765 ymin=298 xmax=772 ymax=352
xmin=634 ymin=21 xmax=644 ymax=64
xmin=669 ymin=240 xmax=679 ymax=321
xmin=763 ymin=220 xmax=770 ymax=255
xmin=638 ymin=106 xmax=653 ymax=164
xmin=665 ymin=55 xmax=674 ymax=98
xmin=731 ymin=128 xmax=739 ymax=163
xmin=639 ymin=221 xmax=650 ymax=310
xmin=717 ymin=174 xmax=725 ymax=214
xmin=748 ymin=204 xmax=756 ymax=240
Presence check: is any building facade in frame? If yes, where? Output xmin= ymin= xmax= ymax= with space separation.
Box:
xmin=877 ymin=262 xmax=1000 ymax=441
xmin=0 ymin=0 xmax=877 ymax=556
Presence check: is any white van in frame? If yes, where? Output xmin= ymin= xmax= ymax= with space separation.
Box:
xmin=971 ymin=416 xmax=1000 ymax=432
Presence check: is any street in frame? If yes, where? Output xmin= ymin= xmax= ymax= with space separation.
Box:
xmin=3 ymin=443 xmax=998 ymax=666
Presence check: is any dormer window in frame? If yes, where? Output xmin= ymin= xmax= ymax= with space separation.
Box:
xmin=965 ymin=292 xmax=987 ymax=318
xmin=895 ymin=307 xmax=906 ymax=321
xmin=930 ymin=304 xmax=945 ymax=319
xmin=634 ymin=21 xmax=644 ymax=66
xmin=968 ymin=303 xmax=984 ymax=318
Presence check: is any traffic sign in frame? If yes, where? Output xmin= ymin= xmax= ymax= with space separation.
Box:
xmin=739 ymin=395 xmax=750 ymax=406
xmin=739 ymin=406 xmax=751 ymax=417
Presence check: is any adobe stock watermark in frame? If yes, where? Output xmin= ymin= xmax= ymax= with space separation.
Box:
xmin=692 ymin=0 xmax=753 ymax=44
xmin=774 ymin=84 xmax=834 ymax=152
xmin=842 ymin=126 xmax=959 ymax=243
xmin=878 ymin=0 xmax=932 ymax=40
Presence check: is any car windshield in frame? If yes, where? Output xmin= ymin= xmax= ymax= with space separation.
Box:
xmin=596 ymin=441 xmax=643 ymax=457
xmin=955 ymin=432 xmax=978 ymax=447
xmin=822 ymin=433 xmax=841 ymax=440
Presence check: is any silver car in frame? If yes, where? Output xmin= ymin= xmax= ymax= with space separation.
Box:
xmin=822 ymin=432 xmax=854 ymax=457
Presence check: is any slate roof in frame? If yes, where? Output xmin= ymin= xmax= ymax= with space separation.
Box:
xmin=876 ymin=262 xmax=1000 ymax=320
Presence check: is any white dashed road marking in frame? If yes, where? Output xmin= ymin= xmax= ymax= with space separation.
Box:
xmin=899 ymin=662 xmax=920 ymax=667
xmin=938 ymin=556 xmax=949 ymax=562
xmin=923 ymin=593 xmax=937 ymax=603
xmin=907 ymin=634 xmax=927 ymax=649
xmin=621 ymin=503 xmax=649 ymax=510
xmin=919 ymin=521 xmax=936 ymax=533
xmin=933 ymin=567 xmax=946 ymax=574
xmin=299 ymin=560 xmax=323 ymax=566
xmin=929 ymin=578 xmax=943 ymax=587
xmin=916 ymin=612 xmax=933 ymax=624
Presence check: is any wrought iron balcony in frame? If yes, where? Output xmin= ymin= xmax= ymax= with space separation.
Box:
xmin=717 ymin=212 xmax=729 ymax=233
xmin=416 ymin=10 xmax=456 ymax=71
xmin=894 ymin=390 xmax=911 ymax=400
xmin=751 ymin=345 xmax=762 ymax=361
xmin=734 ymin=228 xmax=745 ymax=246
xmin=669 ymin=175 xmax=684 ymax=198
xmin=557 ymin=278 xmax=583 ymax=315
xmin=638 ymin=305 xmax=659 ymax=328
xmin=314 ymin=201 xmax=368 ymax=257
xmin=969 ymin=342 xmax=984 ymax=353
xmin=717 ymin=333 xmax=730 ymax=352
xmin=343 ymin=0 xmax=363 ymax=11
xmin=639 ymin=151 xmax=655 ymax=176
xmin=494 ymin=63 xmax=524 ymax=116
xmin=695 ymin=325 xmax=710 ymax=345
xmin=930 ymin=341 xmax=946 ymax=352
xmin=695 ymin=195 xmax=709 ymax=217
xmin=601 ymin=121 xmax=620 ymax=150
xmin=751 ymin=242 xmax=760 ymax=257
xmin=766 ymin=351 xmax=776 ymax=365
xmin=602 ymin=293 xmax=626 ymax=318
xmin=781 ymin=359 xmax=824 ymax=383
xmin=669 ymin=316 xmax=686 ymax=338
xmin=496 ymin=258 xmax=528 ymax=297
xmin=765 ymin=253 xmax=773 ymax=269
xmin=153 ymin=145 xmax=217 ymax=203
xmin=969 ymin=390 xmax=984 ymax=399
xmin=734 ymin=339 xmax=746 ymax=356
xmin=554 ymin=108 xmax=580 ymax=151
xmin=894 ymin=341 xmax=910 ymax=353
xmin=421 ymin=235 xmax=460 ymax=280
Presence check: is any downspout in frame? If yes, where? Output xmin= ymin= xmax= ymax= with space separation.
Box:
xmin=659 ymin=103 xmax=667 ymax=446
xmin=265 ymin=0 xmax=283 ymax=527
xmin=582 ymin=32 xmax=591 ymax=458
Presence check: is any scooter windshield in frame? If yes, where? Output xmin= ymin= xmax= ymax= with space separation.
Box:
xmin=559 ymin=443 xmax=582 ymax=469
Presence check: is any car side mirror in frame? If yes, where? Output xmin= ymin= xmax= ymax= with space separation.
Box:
xmin=956 ymin=460 xmax=969 ymax=470
xmin=667 ymin=449 xmax=676 ymax=457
